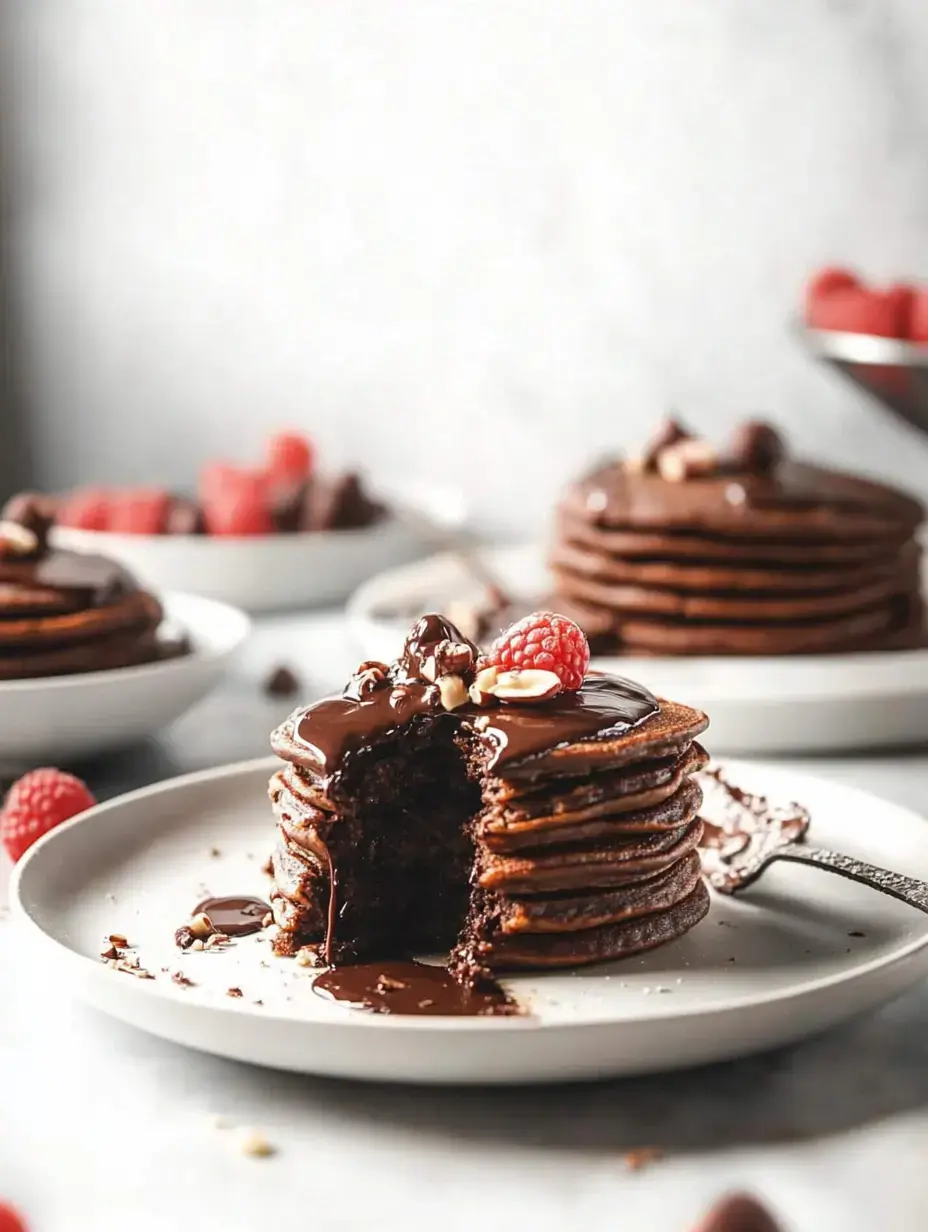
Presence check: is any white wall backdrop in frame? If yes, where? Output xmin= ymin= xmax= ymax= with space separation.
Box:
xmin=3 ymin=0 xmax=928 ymax=533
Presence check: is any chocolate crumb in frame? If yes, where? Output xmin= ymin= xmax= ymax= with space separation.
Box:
xmin=623 ymin=1147 xmax=664 ymax=1171
xmin=848 ymin=930 xmax=866 ymax=938
xmin=226 ymin=987 xmax=244 ymax=998
xmin=100 ymin=944 xmax=120 ymax=960
xmin=253 ymin=999 xmax=264 ymax=1006
xmin=209 ymin=847 xmax=221 ymax=858
xmin=264 ymin=665 xmax=301 ymax=699
xmin=238 ymin=1130 xmax=276 ymax=1158
xmin=174 ymin=927 xmax=195 ymax=950
xmin=172 ymin=971 xmax=196 ymax=988
xmin=108 ymin=933 xmax=129 ymax=948
xmin=260 ymin=855 xmax=273 ymax=876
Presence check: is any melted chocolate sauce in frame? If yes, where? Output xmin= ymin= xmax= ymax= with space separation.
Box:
xmin=698 ymin=767 xmax=810 ymax=891
xmin=292 ymin=671 xmax=658 ymax=777
xmin=0 ymin=548 xmax=130 ymax=605
xmin=312 ymin=960 xmax=518 ymax=1016
xmin=193 ymin=895 xmax=271 ymax=937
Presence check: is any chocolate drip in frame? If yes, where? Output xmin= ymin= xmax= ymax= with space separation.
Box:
xmin=193 ymin=896 xmax=271 ymax=937
xmin=312 ymin=960 xmax=518 ymax=1016
xmin=321 ymin=841 xmax=338 ymax=966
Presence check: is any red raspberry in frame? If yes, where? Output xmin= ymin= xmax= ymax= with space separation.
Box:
xmin=201 ymin=470 xmax=273 ymax=536
xmin=908 ymin=289 xmax=928 ymax=343
xmin=1 ymin=768 xmax=96 ymax=863
xmin=107 ymin=487 xmax=170 ymax=535
xmin=0 ymin=1205 xmax=28 ymax=1232
xmin=483 ymin=611 xmax=590 ymax=693
xmin=198 ymin=462 xmax=241 ymax=505
xmin=808 ymin=282 xmax=911 ymax=338
xmin=56 ymin=487 xmax=111 ymax=531
xmin=804 ymin=266 xmax=858 ymax=323
xmin=267 ymin=432 xmax=314 ymax=483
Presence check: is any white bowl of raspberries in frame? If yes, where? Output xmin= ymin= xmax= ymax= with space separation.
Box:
xmin=47 ymin=432 xmax=463 ymax=614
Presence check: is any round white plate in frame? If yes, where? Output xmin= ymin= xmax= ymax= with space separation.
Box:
xmin=52 ymin=483 xmax=467 ymax=614
xmin=12 ymin=757 xmax=928 ymax=1085
xmin=0 ymin=592 xmax=250 ymax=771
xmin=347 ymin=544 xmax=928 ymax=755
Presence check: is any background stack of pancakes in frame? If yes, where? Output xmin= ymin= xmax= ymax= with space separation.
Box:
xmin=459 ymin=697 xmax=710 ymax=972
xmin=550 ymin=419 xmax=925 ymax=656
xmin=0 ymin=494 xmax=182 ymax=678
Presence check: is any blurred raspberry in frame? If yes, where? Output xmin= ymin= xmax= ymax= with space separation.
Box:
xmin=1 ymin=768 xmax=96 ymax=863
xmin=107 ymin=488 xmax=170 ymax=535
xmin=201 ymin=470 xmax=273 ymax=536
xmin=56 ymin=487 xmax=111 ymax=531
xmin=267 ymin=432 xmax=314 ymax=483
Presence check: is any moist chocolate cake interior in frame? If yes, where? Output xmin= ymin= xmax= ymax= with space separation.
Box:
xmin=323 ymin=716 xmax=484 ymax=963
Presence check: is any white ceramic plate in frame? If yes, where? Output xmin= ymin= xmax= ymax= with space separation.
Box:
xmin=12 ymin=757 xmax=928 ymax=1085
xmin=52 ymin=484 xmax=467 ymax=614
xmin=0 ymin=592 xmax=249 ymax=772
xmin=347 ymin=544 xmax=928 ymax=755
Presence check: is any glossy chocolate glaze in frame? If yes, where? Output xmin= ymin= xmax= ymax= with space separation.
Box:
xmin=312 ymin=960 xmax=518 ymax=1016
xmin=0 ymin=549 xmax=131 ymax=606
xmin=193 ymin=896 xmax=271 ymax=937
xmin=568 ymin=458 xmax=924 ymax=536
xmin=287 ymin=612 xmax=658 ymax=779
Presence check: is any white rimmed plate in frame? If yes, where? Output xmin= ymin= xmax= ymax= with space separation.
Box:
xmin=52 ymin=483 xmax=467 ymax=613
xmin=11 ymin=756 xmax=928 ymax=1085
xmin=347 ymin=544 xmax=928 ymax=755
xmin=0 ymin=592 xmax=250 ymax=771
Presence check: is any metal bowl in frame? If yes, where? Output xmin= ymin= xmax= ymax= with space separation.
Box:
xmin=800 ymin=325 xmax=928 ymax=437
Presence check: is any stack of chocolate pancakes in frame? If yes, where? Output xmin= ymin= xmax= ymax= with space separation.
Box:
xmin=551 ymin=419 xmax=925 ymax=655
xmin=268 ymin=614 xmax=710 ymax=980
xmin=0 ymin=494 xmax=184 ymax=678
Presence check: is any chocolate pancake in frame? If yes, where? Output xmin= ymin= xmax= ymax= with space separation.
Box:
xmin=556 ymin=507 xmax=906 ymax=566
xmin=481 ymin=881 xmax=710 ymax=969
xmin=0 ymin=501 xmax=187 ymax=679
xmin=268 ymin=614 xmax=711 ymax=982
xmin=496 ymin=850 xmax=704 ymax=933
xmin=551 ymin=537 xmax=911 ymax=595
xmin=550 ymin=422 xmax=924 ymax=657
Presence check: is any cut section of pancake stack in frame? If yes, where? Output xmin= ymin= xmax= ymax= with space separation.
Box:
xmin=268 ymin=613 xmax=711 ymax=980
xmin=551 ymin=419 xmax=925 ymax=656
xmin=0 ymin=495 xmax=179 ymax=678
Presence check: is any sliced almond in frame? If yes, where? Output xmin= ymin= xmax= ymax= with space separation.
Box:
xmin=468 ymin=665 xmax=501 ymax=706
xmin=437 ymin=674 xmax=468 ymax=711
xmin=0 ymin=521 xmax=38 ymax=557
xmin=488 ymin=669 xmax=562 ymax=703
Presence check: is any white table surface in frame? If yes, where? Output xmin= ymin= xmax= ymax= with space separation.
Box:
xmin=3 ymin=612 xmax=928 ymax=1232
